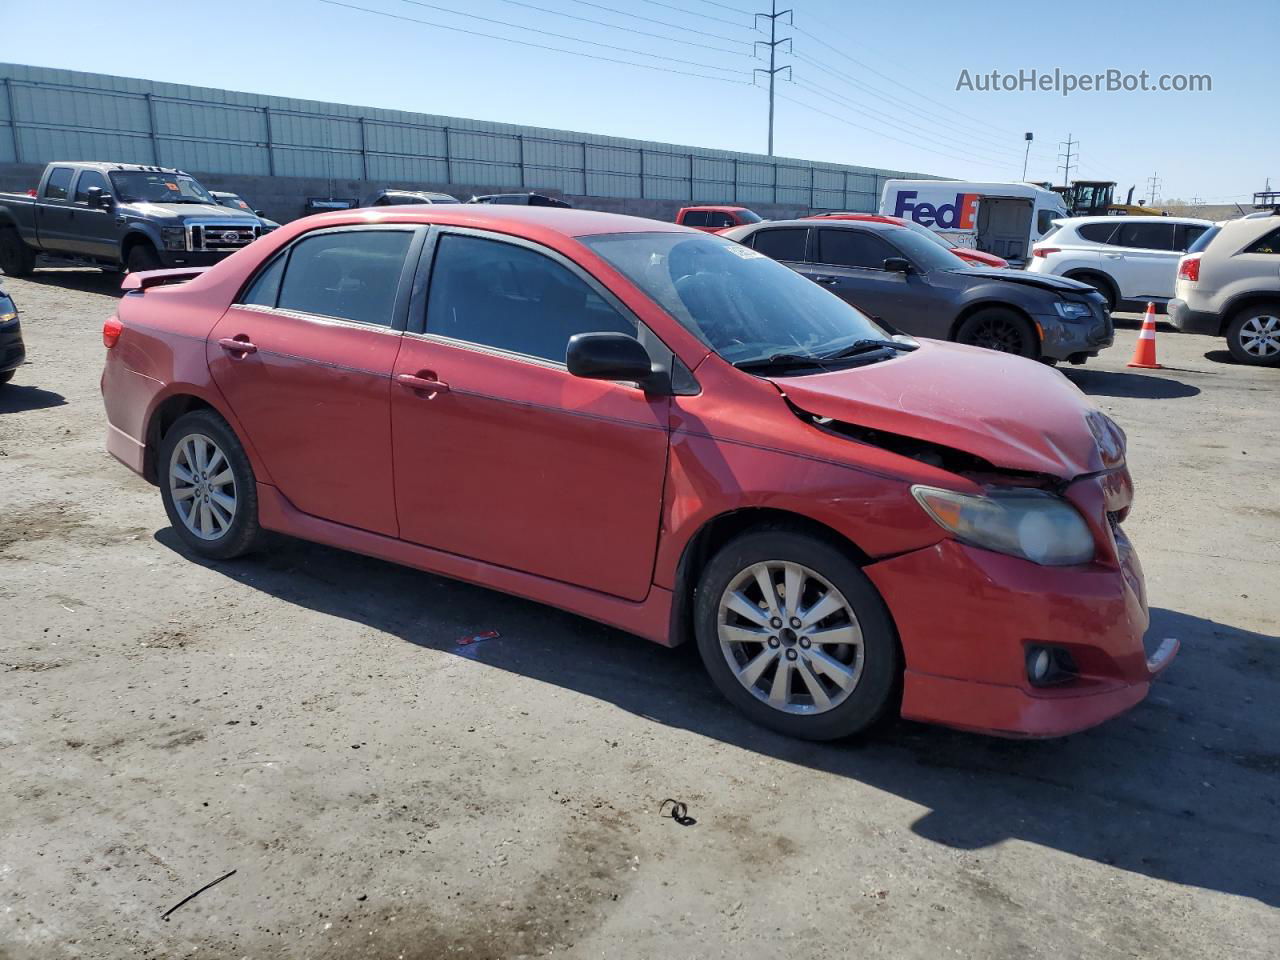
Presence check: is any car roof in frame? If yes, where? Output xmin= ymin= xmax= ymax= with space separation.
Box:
xmin=1056 ymin=214 xmax=1213 ymax=226
xmin=286 ymin=204 xmax=690 ymax=239
xmin=746 ymin=217 xmax=906 ymax=232
xmin=681 ymin=205 xmax=750 ymax=212
xmin=52 ymin=162 xmax=189 ymax=175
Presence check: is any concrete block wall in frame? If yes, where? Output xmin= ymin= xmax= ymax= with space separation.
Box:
xmin=0 ymin=163 xmax=840 ymax=226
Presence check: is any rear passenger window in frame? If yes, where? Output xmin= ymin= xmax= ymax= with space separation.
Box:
xmin=817 ymin=229 xmax=901 ymax=269
xmin=1077 ymin=222 xmax=1118 ymax=243
xmin=1114 ymin=222 xmax=1175 ymax=251
xmin=240 ymin=253 xmax=287 ymax=307
xmin=681 ymin=211 xmax=709 ymax=227
xmin=275 ymin=230 xmax=412 ymax=327
xmin=1177 ymin=225 xmax=1208 ymax=251
xmin=1245 ymin=228 xmax=1280 ymax=255
xmin=750 ymin=228 xmax=808 ymax=261
xmin=425 ymin=233 xmax=633 ymax=364
xmin=44 ymin=167 xmax=74 ymax=200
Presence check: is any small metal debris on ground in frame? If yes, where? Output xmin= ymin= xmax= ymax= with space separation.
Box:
xmin=161 ymin=869 xmax=237 ymax=921
xmin=456 ymin=630 xmax=500 ymax=646
xmin=659 ymin=799 xmax=696 ymax=826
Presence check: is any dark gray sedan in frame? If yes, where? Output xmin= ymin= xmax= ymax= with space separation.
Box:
xmin=719 ymin=219 xmax=1112 ymax=363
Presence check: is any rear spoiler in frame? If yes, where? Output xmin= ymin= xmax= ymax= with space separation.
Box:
xmin=121 ymin=267 xmax=211 ymax=292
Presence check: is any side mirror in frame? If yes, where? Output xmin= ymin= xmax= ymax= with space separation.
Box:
xmin=566 ymin=332 xmax=666 ymax=392
xmin=883 ymin=257 xmax=911 ymax=273
xmin=254 ymin=209 xmax=266 ymax=217
xmin=86 ymin=186 xmax=113 ymax=209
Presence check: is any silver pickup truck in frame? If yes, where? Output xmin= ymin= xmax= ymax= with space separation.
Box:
xmin=0 ymin=162 xmax=267 ymax=276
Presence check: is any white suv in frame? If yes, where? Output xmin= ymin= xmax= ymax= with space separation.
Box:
xmin=1026 ymin=216 xmax=1213 ymax=313
xmin=1170 ymin=215 xmax=1280 ymax=366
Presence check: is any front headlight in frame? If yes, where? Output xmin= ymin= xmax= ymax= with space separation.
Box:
xmin=161 ymin=226 xmax=188 ymax=251
xmin=912 ymin=485 xmax=1095 ymax=566
xmin=1053 ymin=300 xmax=1092 ymax=320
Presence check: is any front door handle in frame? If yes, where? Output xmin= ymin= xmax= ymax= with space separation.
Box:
xmin=811 ymin=275 xmax=840 ymax=285
xmin=218 ymin=336 xmax=257 ymax=355
xmin=396 ymin=372 xmax=450 ymax=397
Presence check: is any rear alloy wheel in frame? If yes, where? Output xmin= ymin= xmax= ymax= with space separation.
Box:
xmin=694 ymin=530 xmax=900 ymax=740
xmin=1226 ymin=307 xmax=1280 ymax=366
xmin=158 ymin=410 xmax=260 ymax=559
xmin=956 ymin=308 xmax=1037 ymax=358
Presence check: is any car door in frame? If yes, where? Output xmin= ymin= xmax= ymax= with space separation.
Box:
xmin=1106 ymin=221 xmax=1178 ymax=300
xmin=796 ymin=228 xmax=916 ymax=327
xmin=68 ymin=170 xmax=117 ymax=260
xmin=37 ymin=166 xmax=76 ymax=251
xmin=747 ymin=225 xmax=810 ymax=267
xmin=391 ymin=228 xmax=670 ymax=601
xmin=207 ymin=225 xmax=424 ymax=537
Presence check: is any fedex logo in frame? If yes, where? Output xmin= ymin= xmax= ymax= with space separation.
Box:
xmin=892 ymin=190 xmax=979 ymax=230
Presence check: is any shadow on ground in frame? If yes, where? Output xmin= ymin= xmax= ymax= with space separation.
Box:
xmin=0 ymin=382 xmax=68 ymax=413
xmin=1065 ymin=368 xmax=1200 ymax=399
xmin=9 ymin=269 xmax=123 ymax=297
xmin=155 ymin=528 xmax=1280 ymax=908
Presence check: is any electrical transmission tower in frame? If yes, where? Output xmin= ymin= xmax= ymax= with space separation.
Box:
xmin=1147 ymin=172 xmax=1162 ymax=206
xmin=754 ymin=1 xmax=792 ymax=156
xmin=1057 ymin=134 xmax=1079 ymax=187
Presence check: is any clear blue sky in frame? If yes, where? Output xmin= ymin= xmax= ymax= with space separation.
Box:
xmin=5 ymin=0 xmax=1271 ymax=203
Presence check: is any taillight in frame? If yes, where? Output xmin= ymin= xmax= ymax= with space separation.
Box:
xmin=103 ymin=316 xmax=123 ymax=348
xmin=1178 ymin=255 xmax=1201 ymax=282
xmin=1032 ymin=246 xmax=1059 ymax=258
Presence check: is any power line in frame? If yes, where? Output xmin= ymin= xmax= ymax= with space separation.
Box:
xmin=792 ymin=19 xmax=1022 ymax=140
xmin=690 ymin=0 xmax=755 ymax=13
xmin=566 ymin=0 xmax=754 ymax=45
xmin=792 ymin=77 xmax=1032 ymax=170
xmin=399 ymin=0 xmax=746 ymax=73
xmin=777 ymin=91 xmax=1010 ymax=174
xmin=790 ymin=51 xmax=1056 ymax=165
xmin=486 ymin=0 xmax=748 ymax=55
xmin=638 ymin=0 xmax=757 ymax=29
xmin=319 ymin=0 xmax=754 ymax=84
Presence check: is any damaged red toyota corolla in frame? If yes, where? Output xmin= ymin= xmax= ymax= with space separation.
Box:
xmin=100 ymin=207 xmax=1177 ymax=740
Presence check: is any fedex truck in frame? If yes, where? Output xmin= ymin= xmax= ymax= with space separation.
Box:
xmin=879 ymin=180 xmax=1068 ymax=264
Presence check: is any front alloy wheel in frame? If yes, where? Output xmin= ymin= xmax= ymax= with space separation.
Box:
xmin=694 ymin=529 xmax=900 ymax=740
xmin=956 ymin=308 xmax=1037 ymax=358
xmin=717 ymin=561 xmax=864 ymax=714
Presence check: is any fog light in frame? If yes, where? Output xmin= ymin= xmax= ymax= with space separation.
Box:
xmin=1029 ymin=648 xmax=1052 ymax=682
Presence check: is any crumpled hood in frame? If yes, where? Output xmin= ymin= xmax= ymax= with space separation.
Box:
xmin=771 ymin=340 xmax=1117 ymax=479
xmin=951 ymin=267 xmax=1098 ymax=296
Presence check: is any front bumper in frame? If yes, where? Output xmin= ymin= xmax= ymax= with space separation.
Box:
xmin=157 ymin=250 xmax=235 ymax=269
xmin=1035 ymin=311 xmax=1114 ymax=362
xmin=866 ymin=536 xmax=1175 ymax=738
xmin=0 ymin=318 xmax=25 ymax=373
xmin=1167 ymin=298 xmax=1222 ymax=336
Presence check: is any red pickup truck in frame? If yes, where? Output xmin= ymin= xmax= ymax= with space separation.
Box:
xmin=675 ymin=206 xmax=762 ymax=232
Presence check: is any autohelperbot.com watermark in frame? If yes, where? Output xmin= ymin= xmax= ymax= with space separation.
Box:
xmin=955 ymin=68 xmax=1212 ymax=96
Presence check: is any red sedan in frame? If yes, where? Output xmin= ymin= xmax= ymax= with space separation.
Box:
xmin=101 ymin=206 xmax=1175 ymax=740
xmin=808 ymin=213 xmax=1011 ymax=269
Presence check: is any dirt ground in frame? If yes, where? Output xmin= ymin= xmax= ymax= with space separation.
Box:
xmin=1 ymin=269 xmax=1277 ymax=959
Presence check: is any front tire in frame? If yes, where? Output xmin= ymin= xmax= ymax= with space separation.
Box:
xmin=0 ymin=369 xmax=15 ymax=385
xmin=0 ymin=228 xmax=36 ymax=277
xmin=1226 ymin=305 xmax=1280 ymax=366
xmin=126 ymin=243 xmax=162 ymax=273
xmin=158 ymin=409 xmax=260 ymax=560
xmin=694 ymin=529 xmax=900 ymax=741
xmin=955 ymin=308 xmax=1038 ymax=358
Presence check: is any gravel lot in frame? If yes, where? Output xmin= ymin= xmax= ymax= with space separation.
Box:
xmin=1 ymin=269 xmax=1277 ymax=959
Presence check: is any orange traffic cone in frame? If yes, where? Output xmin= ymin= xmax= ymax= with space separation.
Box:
xmin=1127 ymin=302 xmax=1162 ymax=369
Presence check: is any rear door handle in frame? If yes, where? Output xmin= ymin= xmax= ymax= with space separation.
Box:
xmin=396 ymin=372 xmax=450 ymax=396
xmin=218 ymin=337 xmax=257 ymax=355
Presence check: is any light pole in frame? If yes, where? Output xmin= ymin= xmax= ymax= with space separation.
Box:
xmin=1022 ymin=132 xmax=1033 ymax=181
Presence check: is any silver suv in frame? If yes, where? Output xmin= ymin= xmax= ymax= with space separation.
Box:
xmin=1170 ymin=215 xmax=1280 ymax=365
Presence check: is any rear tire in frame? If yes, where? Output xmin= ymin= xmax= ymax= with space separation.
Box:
xmin=157 ymin=409 xmax=260 ymax=560
xmin=0 ymin=228 xmax=36 ymax=277
xmin=693 ymin=528 xmax=900 ymax=741
xmin=955 ymin=308 xmax=1038 ymax=358
xmin=1226 ymin=304 xmax=1280 ymax=366
xmin=126 ymin=243 xmax=162 ymax=273
xmin=0 ymin=369 xmax=15 ymax=385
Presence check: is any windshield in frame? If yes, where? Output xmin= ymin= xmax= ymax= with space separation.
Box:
xmin=581 ymin=231 xmax=889 ymax=366
xmin=736 ymin=209 xmax=762 ymax=223
xmin=1187 ymin=224 xmax=1220 ymax=254
xmin=217 ymin=194 xmax=251 ymax=211
xmin=876 ymin=227 xmax=967 ymax=272
xmin=109 ymin=171 xmax=215 ymax=205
